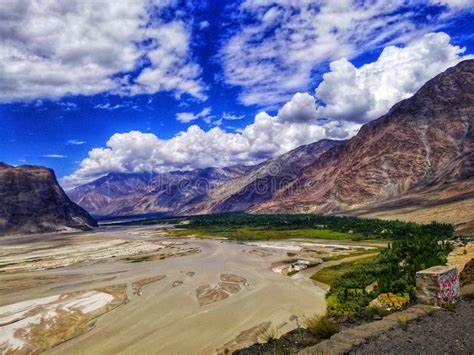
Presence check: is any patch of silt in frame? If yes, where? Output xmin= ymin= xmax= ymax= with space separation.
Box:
xmin=196 ymin=273 xmax=249 ymax=306
xmin=0 ymin=285 xmax=127 ymax=354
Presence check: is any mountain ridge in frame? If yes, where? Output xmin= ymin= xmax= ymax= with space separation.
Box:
xmin=68 ymin=60 xmax=474 ymax=232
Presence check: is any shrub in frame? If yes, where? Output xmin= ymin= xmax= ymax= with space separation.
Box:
xmin=260 ymin=327 xmax=279 ymax=343
xmin=363 ymin=305 xmax=390 ymax=320
xmin=303 ymin=314 xmax=340 ymax=339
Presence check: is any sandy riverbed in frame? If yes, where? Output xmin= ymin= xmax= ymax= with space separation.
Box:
xmin=0 ymin=225 xmax=376 ymax=354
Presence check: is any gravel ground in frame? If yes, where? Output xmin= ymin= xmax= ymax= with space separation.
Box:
xmin=350 ymin=299 xmax=474 ymax=355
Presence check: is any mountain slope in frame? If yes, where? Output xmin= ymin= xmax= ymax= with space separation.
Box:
xmin=179 ymin=139 xmax=344 ymax=214
xmin=68 ymin=165 xmax=255 ymax=216
xmin=253 ymin=60 xmax=473 ymax=225
xmin=0 ymin=164 xmax=97 ymax=235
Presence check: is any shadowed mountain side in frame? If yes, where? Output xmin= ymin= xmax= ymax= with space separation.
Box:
xmin=0 ymin=164 xmax=97 ymax=235
xmin=68 ymin=165 xmax=256 ymax=217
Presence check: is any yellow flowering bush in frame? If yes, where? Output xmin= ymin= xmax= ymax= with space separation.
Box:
xmin=368 ymin=292 xmax=410 ymax=311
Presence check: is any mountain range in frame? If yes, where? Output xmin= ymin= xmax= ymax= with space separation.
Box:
xmin=64 ymin=59 xmax=474 ymax=234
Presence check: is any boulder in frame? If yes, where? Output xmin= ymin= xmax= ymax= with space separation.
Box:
xmin=416 ymin=265 xmax=460 ymax=306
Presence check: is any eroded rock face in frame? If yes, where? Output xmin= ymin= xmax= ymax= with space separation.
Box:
xmin=0 ymin=164 xmax=97 ymax=235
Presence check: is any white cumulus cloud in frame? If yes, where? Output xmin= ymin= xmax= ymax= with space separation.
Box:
xmin=62 ymin=32 xmax=471 ymax=188
xmin=63 ymin=111 xmax=358 ymax=188
xmin=0 ymin=0 xmax=204 ymax=102
xmin=315 ymin=32 xmax=473 ymax=122
xmin=277 ymin=93 xmax=317 ymax=123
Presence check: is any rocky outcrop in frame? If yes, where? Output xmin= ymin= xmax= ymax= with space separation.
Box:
xmin=0 ymin=164 xmax=97 ymax=235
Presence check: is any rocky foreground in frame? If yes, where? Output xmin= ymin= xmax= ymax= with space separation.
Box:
xmin=0 ymin=163 xmax=96 ymax=235
xmin=349 ymin=299 xmax=473 ymax=355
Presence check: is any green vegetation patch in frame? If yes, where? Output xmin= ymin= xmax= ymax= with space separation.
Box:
xmin=137 ymin=213 xmax=454 ymax=242
xmin=320 ymin=249 xmax=379 ymax=262
xmin=168 ymin=226 xmax=353 ymax=241
xmin=311 ymin=255 xmax=379 ymax=286
xmin=177 ymin=213 xmax=454 ymax=240
xmin=314 ymin=234 xmax=453 ymax=319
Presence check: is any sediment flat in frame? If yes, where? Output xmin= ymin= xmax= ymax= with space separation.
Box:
xmin=0 ymin=225 xmax=374 ymax=354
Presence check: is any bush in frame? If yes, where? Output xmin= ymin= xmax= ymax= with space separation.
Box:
xmin=363 ymin=305 xmax=390 ymax=320
xmin=303 ymin=314 xmax=340 ymax=339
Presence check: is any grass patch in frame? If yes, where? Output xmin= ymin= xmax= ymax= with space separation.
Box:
xmin=303 ymin=314 xmax=340 ymax=339
xmin=167 ymin=226 xmax=356 ymax=241
xmin=260 ymin=327 xmax=280 ymax=343
xmin=321 ymin=249 xmax=379 ymax=262
xmin=124 ymin=255 xmax=153 ymax=263
xmin=311 ymin=255 xmax=378 ymax=286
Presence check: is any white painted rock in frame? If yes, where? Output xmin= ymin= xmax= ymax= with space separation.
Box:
xmin=416 ymin=265 xmax=460 ymax=306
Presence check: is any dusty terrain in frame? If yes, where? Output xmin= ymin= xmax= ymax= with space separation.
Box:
xmin=349 ymin=299 xmax=474 ymax=355
xmin=0 ymin=225 xmax=377 ymax=354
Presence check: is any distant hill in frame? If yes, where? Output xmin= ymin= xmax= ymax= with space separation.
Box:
xmin=68 ymin=165 xmax=255 ymax=217
xmin=0 ymin=164 xmax=97 ymax=235
xmin=68 ymin=60 xmax=474 ymax=233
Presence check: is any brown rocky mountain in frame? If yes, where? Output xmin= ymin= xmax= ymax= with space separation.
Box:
xmin=68 ymin=165 xmax=255 ymax=217
xmin=68 ymin=140 xmax=342 ymax=217
xmin=179 ymin=139 xmax=344 ymax=215
xmin=0 ymin=164 xmax=97 ymax=235
xmin=68 ymin=60 xmax=473 ymax=232
xmin=252 ymin=59 xmax=474 ymax=232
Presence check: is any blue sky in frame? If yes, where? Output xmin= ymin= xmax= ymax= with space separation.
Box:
xmin=0 ymin=0 xmax=473 ymax=187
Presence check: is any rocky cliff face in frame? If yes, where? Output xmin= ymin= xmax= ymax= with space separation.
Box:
xmin=0 ymin=164 xmax=97 ymax=235
xmin=254 ymin=59 xmax=473 ymax=216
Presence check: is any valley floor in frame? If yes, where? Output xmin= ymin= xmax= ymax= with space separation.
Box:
xmin=0 ymin=225 xmax=378 ymax=354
